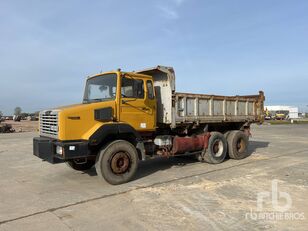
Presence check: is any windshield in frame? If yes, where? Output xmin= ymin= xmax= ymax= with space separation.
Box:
xmin=83 ymin=73 xmax=117 ymax=103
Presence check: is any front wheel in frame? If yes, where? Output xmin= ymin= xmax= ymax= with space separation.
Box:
xmin=95 ymin=140 xmax=139 ymax=185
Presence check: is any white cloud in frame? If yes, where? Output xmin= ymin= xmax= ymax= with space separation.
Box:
xmin=157 ymin=0 xmax=186 ymax=20
xmin=158 ymin=5 xmax=179 ymax=19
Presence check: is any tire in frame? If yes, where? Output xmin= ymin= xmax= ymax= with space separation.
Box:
xmin=66 ymin=159 xmax=95 ymax=171
xmin=95 ymin=140 xmax=139 ymax=185
xmin=227 ymin=130 xmax=249 ymax=159
xmin=224 ymin=131 xmax=232 ymax=140
xmin=203 ymin=132 xmax=227 ymax=164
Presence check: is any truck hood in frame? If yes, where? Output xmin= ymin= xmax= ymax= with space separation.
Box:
xmin=47 ymin=101 xmax=116 ymax=140
xmin=53 ymin=101 xmax=112 ymax=114
xmin=54 ymin=103 xmax=89 ymax=112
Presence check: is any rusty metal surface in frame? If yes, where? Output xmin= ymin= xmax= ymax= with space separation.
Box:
xmin=174 ymin=91 xmax=265 ymax=126
xmin=172 ymin=133 xmax=210 ymax=154
xmin=110 ymin=152 xmax=130 ymax=174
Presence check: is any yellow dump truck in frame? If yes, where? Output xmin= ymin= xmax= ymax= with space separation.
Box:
xmin=34 ymin=66 xmax=265 ymax=184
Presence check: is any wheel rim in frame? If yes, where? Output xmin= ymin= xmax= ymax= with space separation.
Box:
xmin=110 ymin=152 xmax=130 ymax=174
xmin=236 ymin=138 xmax=246 ymax=153
xmin=212 ymin=140 xmax=224 ymax=157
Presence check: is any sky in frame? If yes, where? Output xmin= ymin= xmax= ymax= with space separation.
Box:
xmin=0 ymin=0 xmax=308 ymax=115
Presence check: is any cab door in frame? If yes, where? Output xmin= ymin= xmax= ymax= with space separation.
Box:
xmin=119 ymin=76 xmax=156 ymax=131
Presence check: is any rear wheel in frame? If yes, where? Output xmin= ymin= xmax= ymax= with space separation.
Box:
xmin=95 ymin=140 xmax=139 ymax=185
xmin=203 ymin=132 xmax=227 ymax=164
xmin=224 ymin=131 xmax=232 ymax=140
xmin=227 ymin=130 xmax=249 ymax=159
xmin=66 ymin=159 xmax=95 ymax=171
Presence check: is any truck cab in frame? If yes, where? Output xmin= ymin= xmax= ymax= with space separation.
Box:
xmin=34 ymin=70 xmax=157 ymax=182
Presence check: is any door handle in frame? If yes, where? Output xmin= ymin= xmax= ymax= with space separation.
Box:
xmin=142 ymin=107 xmax=150 ymax=111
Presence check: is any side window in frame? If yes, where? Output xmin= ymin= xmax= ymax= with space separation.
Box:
xmin=146 ymin=80 xmax=154 ymax=99
xmin=121 ymin=77 xmax=144 ymax=99
xmin=135 ymin=79 xmax=144 ymax=98
xmin=121 ymin=77 xmax=134 ymax=98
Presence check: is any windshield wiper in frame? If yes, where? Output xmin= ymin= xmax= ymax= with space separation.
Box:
xmin=90 ymin=98 xmax=104 ymax=102
xmin=83 ymin=98 xmax=102 ymax=104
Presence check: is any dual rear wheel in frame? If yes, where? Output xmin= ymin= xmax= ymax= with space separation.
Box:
xmin=201 ymin=130 xmax=249 ymax=164
xmin=226 ymin=130 xmax=249 ymax=160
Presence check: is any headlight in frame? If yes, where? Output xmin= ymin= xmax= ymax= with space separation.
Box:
xmin=56 ymin=146 xmax=63 ymax=155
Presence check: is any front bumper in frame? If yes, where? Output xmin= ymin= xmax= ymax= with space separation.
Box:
xmin=33 ymin=137 xmax=91 ymax=164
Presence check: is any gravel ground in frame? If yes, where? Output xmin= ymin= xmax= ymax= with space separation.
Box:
xmin=0 ymin=124 xmax=307 ymax=230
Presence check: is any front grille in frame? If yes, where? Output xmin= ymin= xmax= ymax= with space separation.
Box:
xmin=39 ymin=110 xmax=59 ymax=138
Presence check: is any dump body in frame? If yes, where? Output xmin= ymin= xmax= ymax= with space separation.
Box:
xmin=136 ymin=66 xmax=265 ymax=128
xmin=174 ymin=91 xmax=264 ymax=125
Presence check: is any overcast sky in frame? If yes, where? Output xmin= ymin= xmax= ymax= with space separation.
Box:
xmin=0 ymin=0 xmax=308 ymax=115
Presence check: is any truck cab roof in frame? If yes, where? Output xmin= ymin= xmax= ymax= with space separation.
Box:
xmin=87 ymin=70 xmax=154 ymax=80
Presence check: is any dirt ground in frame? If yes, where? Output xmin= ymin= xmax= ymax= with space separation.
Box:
xmin=0 ymin=124 xmax=307 ymax=230
xmin=1 ymin=120 xmax=38 ymax=132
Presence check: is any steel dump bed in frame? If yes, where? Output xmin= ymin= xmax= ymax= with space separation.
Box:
xmin=136 ymin=66 xmax=265 ymax=128
xmin=174 ymin=91 xmax=264 ymax=124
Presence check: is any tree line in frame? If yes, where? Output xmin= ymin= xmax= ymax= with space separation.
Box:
xmin=0 ymin=107 xmax=39 ymax=118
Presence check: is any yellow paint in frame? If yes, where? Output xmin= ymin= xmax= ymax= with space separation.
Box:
xmin=275 ymin=113 xmax=286 ymax=120
xmin=119 ymin=75 xmax=156 ymax=131
xmin=56 ymin=71 xmax=156 ymax=141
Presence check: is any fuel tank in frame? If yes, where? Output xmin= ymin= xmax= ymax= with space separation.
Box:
xmin=172 ymin=133 xmax=211 ymax=154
